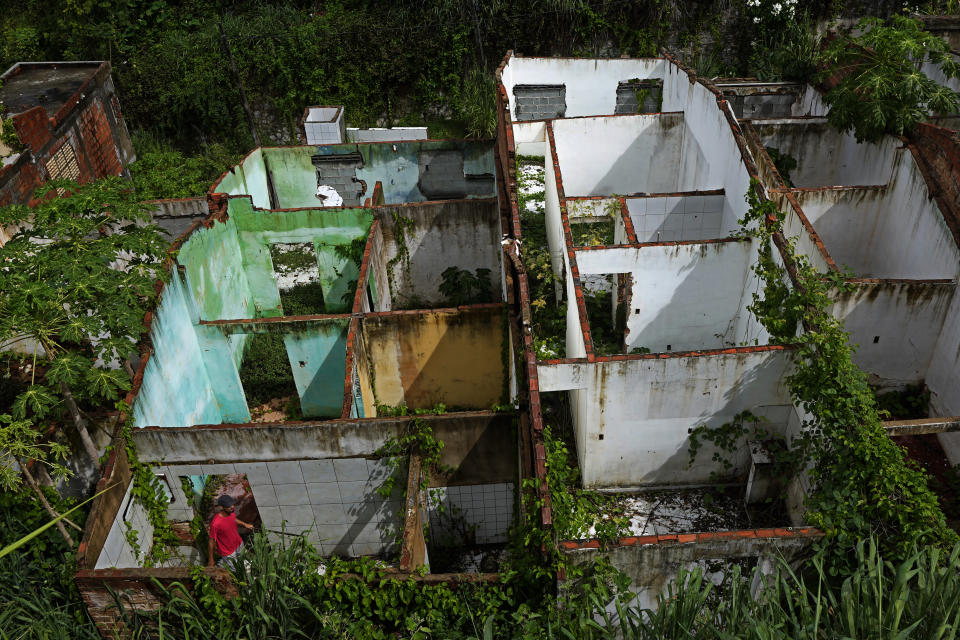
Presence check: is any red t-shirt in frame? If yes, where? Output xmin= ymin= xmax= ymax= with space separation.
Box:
xmin=210 ymin=512 xmax=243 ymax=557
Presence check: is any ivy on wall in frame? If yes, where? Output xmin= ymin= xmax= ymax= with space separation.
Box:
xmin=690 ymin=182 xmax=957 ymax=572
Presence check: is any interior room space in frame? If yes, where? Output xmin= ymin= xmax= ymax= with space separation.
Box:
xmin=550 ymin=113 xmax=724 ymax=197
xmin=367 ymin=199 xmax=504 ymax=311
xmin=573 ymin=239 xmax=769 ymax=355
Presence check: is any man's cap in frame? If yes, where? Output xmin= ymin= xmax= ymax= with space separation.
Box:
xmin=217 ymin=494 xmax=236 ymax=508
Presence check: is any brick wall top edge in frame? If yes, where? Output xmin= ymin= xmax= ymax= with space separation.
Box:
xmin=559 ymin=527 xmax=824 ymax=550
xmin=536 ymin=344 xmax=791 ymax=366
xmin=844 ymin=277 xmax=956 ymax=285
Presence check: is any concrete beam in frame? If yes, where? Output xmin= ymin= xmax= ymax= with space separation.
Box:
xmin=882 ymin=416 xmax=960 ymax=436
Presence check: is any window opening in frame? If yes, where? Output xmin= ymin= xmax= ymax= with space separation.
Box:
xmin=270 ymin=242 xmax=326 ymax=316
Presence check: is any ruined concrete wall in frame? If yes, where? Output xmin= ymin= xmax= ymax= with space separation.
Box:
xmin=227 ymin=199 xmax=373 ymax=315
xmin=615 ymin=80 xmax=663 ymax=114
xmin=511 ymin=120 xmax=548 ymax=157
xmin=500 ymin=56 xmax=664 ymax=119
xmin=366 ymin=222 xmax=392 ymax=311
xmin=927 ymin=290 xmax=960 ymax=465
xmin=360 ymin=306 xmax=507 ymax=411
xmin=213 ymin=142 xmax=496 ymax=209
xmin=0 ymin=62 xmax=133 ymax=208
xmin=76 ymin=568 xmax=236 ymax=638
xmin=832 ymin=281 xmax=956 ymax=388
xmin=94 ymin=477 xmax=154 ymax=569
xmin=146 ymin=197 xmax=209 ymax=240
xmin=551 ymin=113 xmax=686 ymax=196
xmin=751 ymin=120 xmax=898 ymax=188
xmin=575 ymin=241 xmax=757 ymax=353
xmin=625 ymin=192 xmax=726 ymax=242
xmin=130 ymin=412 xmax=516 ymax=483
xmin=376 ymin=199 xmax=502 ymax=308
xmin=212 ymin=147 xmax=271 ymax=208
xmin=148 ymin=457 xmax=405 ymax=556
xmin=538 ymin=348 xmax=795 ymax=488
xmin=132 ymin=271 xmax=223 ymax=428
xmin=789 ymin=169 xmax=960 ymax=280
xmin=661 ymin=65 xmax=753 ymax=233
xmin=560 ymin=528 xmax=821 ymax=611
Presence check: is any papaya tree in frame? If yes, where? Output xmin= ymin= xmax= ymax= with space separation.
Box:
xmin=819 ymin=15 xmax=960 ymax=142
xmin=0 ymin=178 xmax=168 ymax=542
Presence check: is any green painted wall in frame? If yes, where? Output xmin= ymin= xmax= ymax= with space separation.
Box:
xmin=213 ymin=148 xmax=271 ymax=208
xmin=228 ymin=197 xmax=373 ymax=315
xmin=282 ymin=321 xmax=349 ymax=418
xmin=214 ymin=141 xmax=496 ymax=208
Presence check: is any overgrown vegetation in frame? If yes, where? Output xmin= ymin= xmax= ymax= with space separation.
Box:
xmin=237 ymin=333 xmax=299 ymax=409
xmin=516 ymin=155 xmax=565 ymax=360
xmin=690 ymin=182 xmax=957 ymax=574
xmin=439 ymin=266 xmax=494 ymax=306
xmin=819 ymin=15 xmax=960 ymax=142
xmin=128 ymin=133 xmax=242 ymax=200
xmin=0 ymin=178 xmax=168 ymax=548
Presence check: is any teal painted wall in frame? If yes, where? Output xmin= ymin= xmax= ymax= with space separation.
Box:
xmin=133 ymin=201 xmax=366 ymax=427
xmin=282 ymin=322 xmax=349 ymax=418
xmin=214 ymin=148 xmax=271 ymax=208
xmin=132 ymin=271 xmax=222 ymax=428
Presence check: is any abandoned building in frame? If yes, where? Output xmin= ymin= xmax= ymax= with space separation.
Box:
xmin=75 ymin=135 xmax=518 ymax=631
xmin=495 ymin=52 xmax=960 ymax=606
xmin=0 ymin=61 xmax=134 ymax=239
xmin=72 ymin=49 xmax=960 ymax=628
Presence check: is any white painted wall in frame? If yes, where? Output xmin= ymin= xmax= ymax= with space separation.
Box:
xmin=512 ymin=121 xmax=547 ymax=157
xmin=575 ymin=241 xmax=756 ymax=353
xmin=95 ymin=479 xmax=155 ymax=569
xmin=791 ymin=165 xmax=960 ymax=279
xmin=793 ymin=86 xmax=829 ymax=117
xmin=776 ymin=194 xmax=837 ymax=274
xmin=346 ymin=127 xmax=427 ymax=143
xmin=501 ymin=56 xmax=664 ymax=119
xmin=538 ymin=349 xmax=795 ymax=488
xmin=544 ymin=131 xmax=566 ymax=282
xmin=752 ymin=120 xmax=898 ymax=187
xmin=922 ymin=56 xmax=960 ymax=97
xmin=552 ymin=114 xmax=686 ymax=196
xmin=925 ymin=290 xmax=960 ymax=465
xmin=832 ymin=282 xmax=956 ymax=387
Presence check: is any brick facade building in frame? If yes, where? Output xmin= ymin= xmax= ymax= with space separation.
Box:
xmin=0 ymin=61 xmax=134 ymax=242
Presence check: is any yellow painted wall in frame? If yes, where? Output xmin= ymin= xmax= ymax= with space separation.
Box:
xmin=361 ymin=305 xmax=505 ymax=410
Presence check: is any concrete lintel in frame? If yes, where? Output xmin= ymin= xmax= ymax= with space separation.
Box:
xmin=883 ymin=416 xmax=960 ymax=436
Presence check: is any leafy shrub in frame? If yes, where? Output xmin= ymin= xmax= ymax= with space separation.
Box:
xmin=129 ymin=134 xmax=241 ymax=200
xmin=439 ymin=266 xmax=493 ymax=306
xmin=819 ymin=16 xmax=960 ymax=142
xmin=237 ymin=334 xmax=298 ymax=407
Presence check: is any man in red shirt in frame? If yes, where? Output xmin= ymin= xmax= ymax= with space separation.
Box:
xmin=207 ymin=494 xmax=254 ymax=568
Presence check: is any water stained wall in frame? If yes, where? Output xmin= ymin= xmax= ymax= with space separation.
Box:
xmin=375 ymin=199 xmax=503 ymax=309
xmin=359 ymin=305 xmax=507 ymax=413
xmin=212 ymin=141 xmax=496 ymax=209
